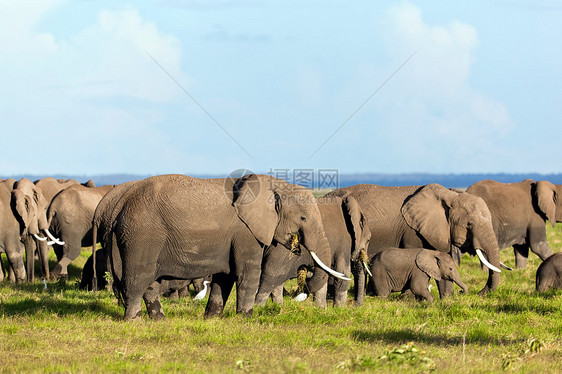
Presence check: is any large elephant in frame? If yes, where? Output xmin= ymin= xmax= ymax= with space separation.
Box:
xmin=12 ymin=178 xmax=54 ymax=282
xmin=0 ymin=184 xmax=26 ymax=282
xmin=104 ymin=174 xmax=345 ymax=321
xmin=326 ymin=183 xmax=502 ymax=299
xmin=370 ymin=248 xmax=468 ymax=302
xmin=535 ymin=252 xmax=562 ymax=292
xmin=255 ymin=195 xmax=370 ymax=308
xmin=48 ymin=184 xmax=114 ymax=279
xmin=467 ymin=179 xmax=561 ymax=269
xmin=33 ymin=177 xmax=96 ymax=278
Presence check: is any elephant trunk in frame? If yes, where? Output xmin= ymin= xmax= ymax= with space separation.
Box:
xmin=302 ymin=229 xmax=332 ymax=294
xmin=473 ymin=227 xmax=501 ymax=296
xmin=453 ymin=275 xmax=468 ymax=294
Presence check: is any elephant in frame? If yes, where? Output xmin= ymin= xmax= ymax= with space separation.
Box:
xmin=12 ymin=178 xmax=55 ymax=282
xmin=326 ymin=183 xmax=502 ymax=301
xmin=370 ymin=247 xmax=468 ymax=302
xmin=103 ymin=174 xmax=346 ymax=321
xmin=32 ymin=177 xmax=95 ymax=278
xmin=0 ymin=184 xmax=26 ymax=283
xmin=255 ymin=195 xmax=370 ymax=308
xmin=48 ymin=184 xmax=114 ymax=279
xmin=536 ymin=252 xmax=562 ymax=292
xmin=467 ymin=179 xmax=561 ymax=269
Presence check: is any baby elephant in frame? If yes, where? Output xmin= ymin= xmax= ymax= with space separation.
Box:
xmin=536 ymin=252 xmax=562 ymax=292
xmin=370 ymin=248 xmax=468 ymax=302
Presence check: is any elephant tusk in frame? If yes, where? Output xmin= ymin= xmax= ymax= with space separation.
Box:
xmin=193 ymin=280 xmax=210 ymax=300
xmin=362 ymin=261 xmax=373 ymax=277
xmin=33 ymin=234 xmax=48 ymax=241
xmin=500 ymin=262 xmax=513 ymax=271
xmin=47 ymin=241 xmax=56 ymax=246
xmin=293 ymin=293 xmax=308 ymax=302
xmin=45 ymin=229 xmax=65 ymax=245
xmin=309 ymin=251 xmax=351 ymax=281
xmin=475 ymin=249 xmax=501 ymax=273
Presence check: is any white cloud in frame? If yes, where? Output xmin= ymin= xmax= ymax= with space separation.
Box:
xmin=371 ymin=1 xmax=514 ymax=172
xmin=0 ymin=4 xmax=197 ymax=175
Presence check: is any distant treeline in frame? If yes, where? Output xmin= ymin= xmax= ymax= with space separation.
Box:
xmin=6 ymin=173 xmax=562 ymax=189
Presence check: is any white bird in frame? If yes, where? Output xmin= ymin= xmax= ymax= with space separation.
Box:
xmin=194 ymin=281 xmax=210 ymax=300
xmin=428 ymin=284 xmax=433 ymax=292
xmin=293 ymin=292 xmax=308 ymax=302
xmin=43 ymin=279 xmax=48 ymax=290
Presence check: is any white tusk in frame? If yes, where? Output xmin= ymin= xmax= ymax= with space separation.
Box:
xmin=194 ymin=280 xmax=210 ymax=300
xmin=47 ymin=241 xmax=55 ymax=246
xmin=475 ymin=249 xmax=501 ymax=273
xmin=363 ymin=261 xmax=373 ymax=277
xmin=293 ymin=293 xmax=308 ymax=302
xmin=33 ymin=234 xmax=48 ymax=241
xmin=310 ymin=251 xmax=351 ymax=281
xmin=45 ymin=229 xmax=65 ymax=245
xmin=500 ymin=262 xmax=513 ymax=271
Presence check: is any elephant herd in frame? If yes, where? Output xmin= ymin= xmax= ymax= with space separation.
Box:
xmin=0 ymin=175 xmax=561 ymax=321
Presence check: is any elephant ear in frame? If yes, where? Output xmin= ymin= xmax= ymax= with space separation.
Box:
xmin=535 ymin=180 xmax=557 ymax=227
xmin=233 ymin=174 xmax=278 ymax=246
xmin=343 ymin=196 xmax=369 ymax=251
xmin=13 ymin=189 xmax=31 ymax=233
xmin=402 ymin=184 xmax=457 ymax=252
xmin=415 ymin=250 xmax=442 ymax=281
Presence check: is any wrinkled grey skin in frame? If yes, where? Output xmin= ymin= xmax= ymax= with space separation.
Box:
xmin=255 ymin=195 xmax=370 ymax=308
xmin=33 ymin=177 xmax=95 ymax=278
xmin=326 ymin=184 xmax=502 ymax=301
xmin=103 ymin=174 xmax=335 ymax=321
xmin=467 ymin=179 xmax=561 ymax=269
xmin=48 ymin=184 xmax=113 ymax=279
xmin=536 ymin=252 xmax=562 ymax=292
xmin=0 ymin=184 xmax=26 ymax=283
xmin=12 ymin=178 xmax=51 ymax=282
xmin=371 ymin=248 xmax=468 ymax=302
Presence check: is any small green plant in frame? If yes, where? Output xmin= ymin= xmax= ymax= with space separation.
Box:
xmin=378 ymin=342 xmax=435 ymax=371
xmin=104 ymin=271 xmax=113 ymax=291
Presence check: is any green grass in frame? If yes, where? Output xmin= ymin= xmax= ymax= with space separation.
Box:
xmin=1 ymin=227 xmax=562 ymax=373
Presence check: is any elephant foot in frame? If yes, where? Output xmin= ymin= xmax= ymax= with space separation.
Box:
xmin=204 ymin=303 xmax=224 ymax=318
xmin=167 ymin=291 xmax=179 ymax=300
xmin=477 ymin=286 xmax=490 ymax=296
xmin=124 ymin=309 xmax=143 ymax=322
xmin=237 ymin=308 xmax=254 ymax=317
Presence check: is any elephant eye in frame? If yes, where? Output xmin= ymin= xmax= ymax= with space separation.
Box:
xmin=300 ymin=216 xmax=307 ymax=222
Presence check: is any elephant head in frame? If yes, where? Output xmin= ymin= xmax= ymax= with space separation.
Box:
xmin=415 ymin=250 xmax=468 ymax=293
xmin=534 ymin=180 xmax=562 ymax=227
xmin=401 ymin=183 xmax=501 ymax=295
xmin=233 ymin=174 xmax=347 ymax=293
xmin=13 ymin=178 xmax=50 ymax=238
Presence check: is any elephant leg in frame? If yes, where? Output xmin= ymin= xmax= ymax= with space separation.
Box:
xmin=411 ymin=283 xmax=434 ymax=303
xmin=167 ymin=290 xmax=179 ymax=300
xmin=51 ymin=236 xmax=83 ymax=279
xmin=204 ymin=273 xmax=235 ymax=318
xmin=352 ymin=260 xmax=366 ymax=306
xmin=0 ymin=256 xmax=4 ymax=282
xmin=332 ymin=255 xmax=350 ymax=307
xmin=271 ymin=284 xmax=284 ymax=305
xmin=177 ymin=285 xmax=190 ymax=298
xmin=313 ymin=282 xmax=328 ymax=309
xmin=143 ymin=281 xmax=165 ymax=321
xmin=529 ymin=240 xmax=553 ymax=262
xmin=36 ymin=240 xmax=50 ymax=279
xmin=23 ymin=236 xmax=36 ymax=282
xmin=436 ymin=279 xmax=454 ymax=298
xmin=513 ymin=244 xmax=529 ymax=269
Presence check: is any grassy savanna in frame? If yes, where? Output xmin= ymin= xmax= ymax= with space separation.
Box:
xmin=1 ymin=227 xmax=561 ymax=373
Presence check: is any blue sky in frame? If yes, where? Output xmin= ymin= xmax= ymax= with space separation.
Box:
xmin=1 ymin=1 xmax=561 ymax=176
